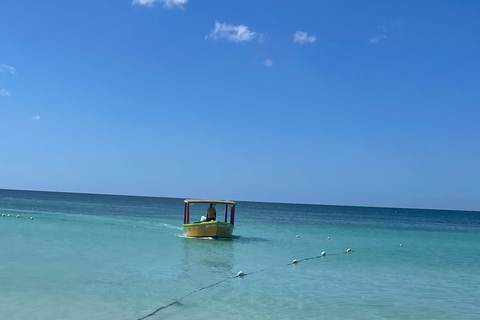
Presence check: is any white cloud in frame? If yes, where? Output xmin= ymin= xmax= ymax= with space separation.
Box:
xmin=377 ymin=25 xmax=388 ymax=34
xmin=294 ymin=31 xmax=317 ymax=44
xmin=0 ymin=89 xmax=10 ymax=96
xmin=257 ymin=33 xmax=265 ymax=43
xmin=32 ymin=116 xmax=41 ymax=120
xmin=264 ymin=59 xmax=273 ymax=67
xmin=369 ymin=24 xmax=390 ymax=44
xmin=132 ymin=0 xmax=187 ymax=9
xmin=1 ymin=64 xmax=17 ymax=75
xmin=369 ymin=34 xmax=386 ymax=44
xmin=205 ymin=21 xmax=257 ymax=43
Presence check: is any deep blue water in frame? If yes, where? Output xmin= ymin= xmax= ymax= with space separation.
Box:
xmin=1 ymin=189 xmax=479 ymax=319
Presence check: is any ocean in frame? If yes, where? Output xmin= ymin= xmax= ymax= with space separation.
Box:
xmin=1 ymin=189 xmax=479 ymax=319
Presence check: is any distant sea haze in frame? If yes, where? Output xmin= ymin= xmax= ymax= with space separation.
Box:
xmin=1 ymin=189 xmax=479 ymax=319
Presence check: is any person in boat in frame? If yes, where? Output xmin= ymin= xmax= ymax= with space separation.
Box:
xmin=206 ymin=203 xmax=216 ymax=221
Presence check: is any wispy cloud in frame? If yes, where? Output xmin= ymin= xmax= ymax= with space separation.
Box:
xmin=369 ymin=22 xmax=399 ymax=44
xmin=132 ymin=0 xmax=187 ymax=9
xmin=294 ymin=31 xmax=316 ymax=44
xmin=369 ymin=34 xmax=386 ymax=44
xmin=257 ymin=33 xmax=265 ymax=43
xmin=263 ymin=59 xmax=273 ymax=67
xmin=32 ymin=116 xmax=41 ymax=121
xmin=0 ymin=89 xmax=10 ymax=96
xmin=1 ymin=64 xmax=17 ymax=75
xmin=205 ymin=21 xmax=257 ymax=43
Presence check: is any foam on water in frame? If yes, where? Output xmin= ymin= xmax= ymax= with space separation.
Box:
xmin=1 ymin=189 xmax=480 ymax=319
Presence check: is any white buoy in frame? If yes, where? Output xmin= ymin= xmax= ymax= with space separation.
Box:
xmin=346 ymin=248 xmax=351 ymax=253
xmin=1 ymin=214 xmax=4 ymax=217
xmin=327 ymin=237 xmax=330 ymax=240
xmin=399 ymin=244 xmax=403 ymax=247
xmin=16 ymin=215 xmax=20 ymax=218
xmin=237 ymin=271 xmax=245 ymax=277
xmin=30 ymin=217 xmax=34 ymax=220
xmin=7 ymin=214 xmax=11 ymax=217
xmin=292 ymin=259 xmax=298 ymax=264
xmin=321 ymin=251 xmax=326 ymax=256
xmin=296 ymin=234 xmax=299 ymax=238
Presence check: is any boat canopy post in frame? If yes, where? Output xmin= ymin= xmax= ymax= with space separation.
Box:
xmin=224 ymin=204 xmax=228 ymax=223
xmin=184 ymin=202 xmax=187 ymax=224
xmin=230 ymin=205 xmax=235 ymax=225
xmin=187 ymin=203 xmax=190 ymax=224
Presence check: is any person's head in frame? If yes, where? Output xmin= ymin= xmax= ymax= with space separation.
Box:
xmin=209 ymin=203 xmax=213 ymax=207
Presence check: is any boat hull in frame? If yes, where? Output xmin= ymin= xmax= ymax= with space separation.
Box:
xmin=183 ymin=221 xmax=234 ymax=238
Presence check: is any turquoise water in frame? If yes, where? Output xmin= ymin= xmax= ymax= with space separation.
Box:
xmin=1 ymin=189 xmax=479 ymax=319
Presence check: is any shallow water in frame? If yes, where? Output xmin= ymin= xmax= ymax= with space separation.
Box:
xmin=1 ymin=189 xmax=479 ymax=319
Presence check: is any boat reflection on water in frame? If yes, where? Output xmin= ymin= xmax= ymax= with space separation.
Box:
xmin=181 ymin=236 xmax=235 ymax=277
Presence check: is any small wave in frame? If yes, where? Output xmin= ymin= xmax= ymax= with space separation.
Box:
xmin=179 ymin=235 xmax=215 ymax=240
xmin=154 ymin=222 xmax=183 ymax=230
xmin=176 ymin=233 xmax=189 ymax=238
xmin=135 ymin=222 xmax=183 ymax=231
xmin=179 ymin=235 xmax=239 ymax=241
xmin=0 ymin=208 xmax=53 ymax=215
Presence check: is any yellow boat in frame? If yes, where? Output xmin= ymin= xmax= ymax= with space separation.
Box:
xmin=183 ymin=199 xmax=237 ymax=238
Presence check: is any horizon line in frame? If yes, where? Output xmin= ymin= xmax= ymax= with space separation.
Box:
xmin=1 ymin=188 xmax=478 ymax=213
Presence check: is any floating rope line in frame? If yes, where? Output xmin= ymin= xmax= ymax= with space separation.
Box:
xmin=135 ymin=249 xmax=355 ymax=320
xmin=136 ymin=301 xmax=182 ymax=320
xmin=136 ymin=277 xmax=238 ymax=320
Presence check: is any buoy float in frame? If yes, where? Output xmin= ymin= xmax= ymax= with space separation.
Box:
xmin=346 ymin=248 xmax=351 ymax=253
xmin=321 ymin=251 xmax=326 ymax=256
xmin=296 ymin=234 xmax=299 ymax=238
xmin=30 ymin=217 xmax=34 ymax=220
xmin=1 ymin=213 xmax=4 ymax=217
xmin=292 ymin=259 xmax=298 ymax=264
xmin=327 ymin=237 xmax=330 ymax=240
xmin=7 ymin=214 xmax=11 ymax=217
xmin=399 ymin=244 xmax=403 ymax=247
xmin=237 ymin=271 xmax=245 ymax=277
xmin=16 ymin=215 xmax=20 ymax=218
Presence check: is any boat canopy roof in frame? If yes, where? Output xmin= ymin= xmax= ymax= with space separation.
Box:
xmin=184 ymin=199 xmax=236 ymax=205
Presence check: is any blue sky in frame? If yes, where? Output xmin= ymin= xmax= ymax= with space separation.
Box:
xmin=1 ymin=0 xmax=479 ymax=210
